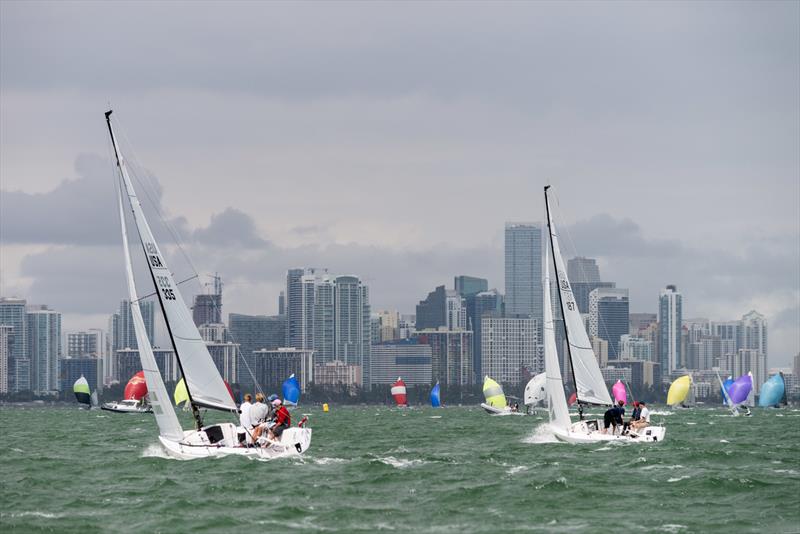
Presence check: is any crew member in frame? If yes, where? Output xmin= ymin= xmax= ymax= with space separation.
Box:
xmin=268 ymin=398 xmax=291 ymax=442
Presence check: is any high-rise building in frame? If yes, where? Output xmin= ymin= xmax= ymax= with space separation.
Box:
xmin=722 ymin=349 xmax=768 ymax=395
xmin=67 ymin=330 xmax=104 ymax=359
xmin=228 ymin=313 xmax=286 ymax=388
xmin=59 ymin=357 xmax=102 ymax=393
xmin=115 ymin=348 xmax=177 ymax=383
xmin=206 ymin=342 xmax=239 ymax=384
xmin=369 ymin=339 xmax=432 ymax=388
xmin=629 ymin=313 xmax=657 ymax=334
xmin=504 ymin=223 xmax=542 ymax=337
xmin=334 ymin=275 xmax=371 ymax=384
xmin=471 ymin=289 xmax=504 ymax=381
xmin=591 ymin=336 xmax=609 ymax=368
xmin=0 ymin=325 xmax=11 ymax=394
xmin=192 ymin=274 xmax=223 ymax=326
xmin=567 ymin=257 xmax=602 ymax=284
xmin=658 ymin=285 xmax=682 ymax=373
xmin=737 ymin=311 xmax=768 ymax=361
xmin=110 ymin=299 xmax=154 ymax=352
xmin=416 ymin=328 xmax=473 ymax=386
xmin=0 ymin=297 xmax=27 ymax=392
xmin=620 ymin=334 xmax=653 ymax=362
xmin=416 ymin=285 xmax=466 ymax=331
xmin=252 ymin=348 xmax=314 ymax=393
xmin=480 ymin=316 xmax=538 ymax=385
xmin=26 ymin=306 xmax=61 ymax=394
xmin=375 ymin=310 xmax=400 ymax=343
xmin=588 ymin=288 xmax=629 ymax=360
xmin=454 ymin=276 xmax=488 ymax=298
xmin=313 ymin=360 xmax=362 ymax=388
xmin=278 ymin=291 xmax=286 ymax=316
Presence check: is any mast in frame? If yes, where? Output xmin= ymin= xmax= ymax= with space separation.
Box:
xmin=105 ymin=110 xmax=205 ymax=430
xmin=544 ymin=186 xmax=583 ymax=419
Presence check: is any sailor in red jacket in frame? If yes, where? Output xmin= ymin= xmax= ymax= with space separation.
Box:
xmin=269 ymin=398 xmax=291 ymax=440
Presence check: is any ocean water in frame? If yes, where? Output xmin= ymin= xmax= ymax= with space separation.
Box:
xmin=1 ymin=404 xmax=799 ymax=533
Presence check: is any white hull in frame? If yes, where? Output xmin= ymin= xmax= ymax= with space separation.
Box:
xmin=101 ymin=401 xmax=153 ymax=414
xmin=481 ymin=403 xmax=524 ymax=416
xmin=158 ymin=423 xmax=312 ymax=460
xmin=552 ymin=419 xmax=666 ymax=444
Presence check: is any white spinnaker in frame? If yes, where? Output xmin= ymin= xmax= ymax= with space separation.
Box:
xmin=108 ymin=115 xmax=237 ymax=413
xmin=117 ymin=180 xmax=184 ymax=441
xmin=544 ymin=193 xmax=612 ymax=406
xmin=524 ymin=373 xmax=547 ymax=406
xmin=544 ymin=244 xmax=572 ymax=432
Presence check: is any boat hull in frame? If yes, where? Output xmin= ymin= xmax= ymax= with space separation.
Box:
xmin=100 ymin=402 xmax=153 ymax=414
xmin=552 ymin=419 xmax=666 ymax=444
xmin=158 ymin=423 xmax=312 ymax=460
xmin=481 ymin=403 xmax=524 ymax=416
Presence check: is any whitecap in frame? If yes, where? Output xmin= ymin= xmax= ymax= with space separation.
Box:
xmin=429 ymin=416 xmax=442 ymax=419
xmin=377 ymin=456 xmax=427 ymax=469
xmin=685 ymin=422 xmax=697 ymax=425
xmin=506 ymin=465 xmax=529 ymax=475
xmin=667 ymin=475 xmax=691 ymax=483
xmin=2 ymin=511 xmax=65 ymax=519
xmin=594 ymin=446 xmax=613 ymax=451
xmin=522 ymin=423 xmax=560 ymax=444
xmin=656 ymin=524 xmax=688 ymax=532
xmin=311 ymin=457 xmax=349 ymax=465
xmin=641 ymin=464 xmax=684 ymax=471
xmin=141 ymin=443 xmax=172 ymax=459
xmin=720 ymin=439 xmax=730 ymax=443
xmin=772 ymin=469 xmax=799 ymax=475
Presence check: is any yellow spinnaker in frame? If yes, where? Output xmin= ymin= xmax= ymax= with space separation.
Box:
xmin=483 ymin=376 xmax=506 ymax=408
xmin=667 ymin=375 xmax=692 ymax=406
xmin=174 ymin=378 xmax=189 ymax=406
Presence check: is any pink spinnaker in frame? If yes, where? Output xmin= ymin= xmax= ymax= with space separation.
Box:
xmin=612 ymin=380 xmax=627 ymax=405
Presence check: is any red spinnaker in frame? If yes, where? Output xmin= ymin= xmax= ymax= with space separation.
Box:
xmin=124 ymin=371 xmax=148 ymax=401
xmin=391 ymin=378 xmax=408 ymax=407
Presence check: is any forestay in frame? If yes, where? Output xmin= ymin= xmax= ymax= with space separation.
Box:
xmin=107 ymin=112 xmax=237 ymax=414
xmin=544 ymin=191 xmax=612 ymax=407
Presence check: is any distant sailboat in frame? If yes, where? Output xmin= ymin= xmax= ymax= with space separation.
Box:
xmin=391 ymin=378 xmax=408 ymax=407
xmin=430 ymin=382 xmax=441 ymax=408
xmin=282 ymin=374 xmax=301 ymax=406
xmin=667 ymin=375 xmax=692 ymax=408
xmin=759 ymin=373 xmax=786 ymax=408
xmin=612 ymin=380 xmax=627 ymax=405
xmin=104 ymin=110 xmax=311 ymax=458
xmin=541 ymin=186 xmax=665 ymax=443
xmin=101 ymin=371 xmax=153 ymax=413
xmin=523 ymin=373 xmax=546 ymax=412
xmin=73 ymin=376 xmax=91 ymax=408
xmin=481 ymin=376 xmax=521 ymax=415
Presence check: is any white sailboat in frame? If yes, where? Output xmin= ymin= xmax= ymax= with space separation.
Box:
xmin=542 ymin=186 xmax=666 ymax=444
xmin=105 ymin=110 xmax=311 ymax=459
xmin=523 ymin=372 xmax=546 ymax=413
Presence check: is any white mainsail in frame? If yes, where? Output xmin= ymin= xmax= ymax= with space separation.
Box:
xmin=116 ymin=175 xmax=183 ymax=441
xmin=544 ymin=243 xmax=572 ymax=432
xmin=544 ymin=190 xmax=612 ymax=407
xmin=107 ymin=112 xmax=237 ymax=414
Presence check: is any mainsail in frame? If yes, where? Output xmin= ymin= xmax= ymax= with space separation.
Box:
xmin=73 ymin=376 xmax=91 ymax=406
xmin=106 ymin=111 xmax=237 ymax=415
xmin=667 ymin=375 xmax=692 ymax=406
xmin=543 ymin=242 xmax=571 ymax=432
xmin=544 ymin=188 xmax=612 ymax=406
xmin=482 ymin=376 xmax=507 ymax=408
xmin=430 ymin=382 xmax=441 ymax=408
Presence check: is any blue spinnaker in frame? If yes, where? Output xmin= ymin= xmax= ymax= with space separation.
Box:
xmin=282 ymin=374 xmax=300 ymax=406
xmin=430 ymin=382 xmax=441 ymax=408
xmin=721 ymin=377 xmax=734 ymax=405
xmin=758 ymin=374 xmax=785 ymax=407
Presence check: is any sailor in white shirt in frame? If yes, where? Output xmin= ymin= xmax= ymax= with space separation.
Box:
xmin=239 ymin=394 xmax=254 ymax=443
xmin=633 ymin=401 xmax=651 ymax=431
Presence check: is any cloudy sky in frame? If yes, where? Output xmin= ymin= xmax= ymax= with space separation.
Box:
xmin=1 ymin=1 xmax=798 ymax=366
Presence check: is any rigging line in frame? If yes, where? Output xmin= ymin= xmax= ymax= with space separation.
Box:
xmin=133 ymin=275 xmax=199 ymax=303
xmin=113 ymin=115 xmax=200 ymax=281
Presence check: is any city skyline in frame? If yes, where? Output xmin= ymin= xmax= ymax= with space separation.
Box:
xmin=0 ymin=2 xmax=797 ymax=367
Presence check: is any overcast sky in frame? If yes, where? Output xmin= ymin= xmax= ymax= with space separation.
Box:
xmin=1 ymin=1 xmax=798 ymax=366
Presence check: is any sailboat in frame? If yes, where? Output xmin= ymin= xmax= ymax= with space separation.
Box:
xmin=728 ymin=372 xmax=754 ymax=416
xmin=542 ymin=186 xmax=665 ymax=443
xmin=758 ymin=373 xmax=786 ymax=408
xmin=101 ymin=371 xmax=153 ymax=413
xmin=105 ymin=110 xmax=311 ymax=459
xmin=430 ymin=382 xmax=441 ymax=408
xmin=667 ymin=375 xmax=692 ymax=408
xmin=523 ymin=372 xmax=546 ymax=412
xmin=282 ymin=374 xmax=301 ymax=407
xmin=391 ymin=378 xmax=408 ymax=407
xmin=73 ymin=376 xmax=92 ymax=408
xmin=481 ymin=376 xmax=522 ymax=415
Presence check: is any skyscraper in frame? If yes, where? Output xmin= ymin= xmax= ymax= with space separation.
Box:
xmin=588 ymin=287 xmax=630 ymax=360
xmin=192 ymin=273 xmax=223 ymax=326
xmin=504 ymin=223 xmax=542 ymax=337
xmin=0 ymin=297 xmax=27 ymax=392
xmin=454 ymin=276 xmax=488 ymax=298
xmin=0 ymin=325 xmax=11 ymax=394
xmin=470 ymin=289 xmax=504 ymax=381
xmin=228 ymin=313 xmax=286 ymax=388
xmin=658 ymin=285 xmax=683 ymax=374
xmin=334 ymin=275 xmax=371 ymax=385
xmin=26 ymin=305 xmax=61 ymax=394
xmin=416 ymin=285 xmax=466 ymax=331
xmin=67 ymin=330 xmax=104 ymax=358
xmin=110 ymin=299 xmax=154 ymax=352
xmin=737 ymin=310 xmax=768 ymax=360
xmin=480 ymin=315 xmax=540 ymax=384
xmin=415 ymin=329 xmax=473 ymax=386
xmin=567 ymin=257 xmax=601 ymax=283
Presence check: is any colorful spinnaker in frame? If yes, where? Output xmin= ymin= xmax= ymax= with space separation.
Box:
xmin=759 ymin=373 xmax=786 ymax=407
xmin=728 ymin=372 xmax=753 ymax=406
xmin=667 ymin=375 xmax=692 ymax=406
xmin=391 ymin=378 xmax=408 ymax=407
xmin=430 ymin=382 xmax=441 ymax=408
xmin=721 ymin=376 xmax=734 ymax=405
xmin=568 ymin=392 xmax=577 ymax=406
xmin=73 ymin=376 xmax=91 ymax=406
xmin=612 ymin=380 xmax=627 ymax=405
xmin=174 ymin=378 xmax=189 ymax=406
xmin=124 ymin=371 xmax=148 ymax=401
xmin=282 ymin=374 xmax=301 ymax=406
xmin=482 ymin=376 xmax=506 ymax=408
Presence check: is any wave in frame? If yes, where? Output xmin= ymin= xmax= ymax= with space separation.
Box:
xmin=141 ymin=443 xmax=173 ymax=459
xmin=522 ymin=423 xmax=560 ymax=444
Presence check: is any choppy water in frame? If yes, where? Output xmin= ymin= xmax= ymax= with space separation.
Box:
xmin=1 ymin=404 xmax=799 ymax=533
